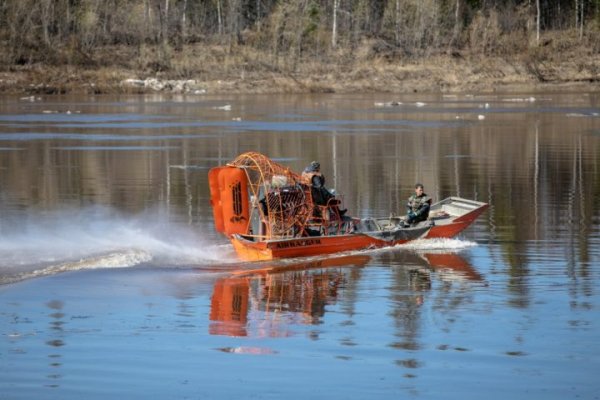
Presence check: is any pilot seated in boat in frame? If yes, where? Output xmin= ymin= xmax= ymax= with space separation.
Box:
xmin=302 ymin=161 xmax=347 ymax=218
xmin=405 ymin=183 xmax=431 ymax=226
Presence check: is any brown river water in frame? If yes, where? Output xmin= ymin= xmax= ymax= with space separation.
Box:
xmin=0 ymin=92 xmax=599 ymax=399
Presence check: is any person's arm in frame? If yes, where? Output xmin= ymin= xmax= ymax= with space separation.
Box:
xmin=406 ymin=197 xmax=414 ymax=217
xmin=311 ymin=174 xmax=323 ymax=188
xmin=415 ymin=202 xmax=430 ymax=217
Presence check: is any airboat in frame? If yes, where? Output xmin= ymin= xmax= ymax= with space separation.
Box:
xmin=208 ymin=152 xmax=488 ymax=261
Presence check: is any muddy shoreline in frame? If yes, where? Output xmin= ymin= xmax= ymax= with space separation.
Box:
xmin=1 ymin=54 xmax=599 ymax=95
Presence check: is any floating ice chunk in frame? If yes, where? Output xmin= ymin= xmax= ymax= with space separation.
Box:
xmin=214 ymin=104 xmax=232 ymax=111
xmin=503 ymin=97 xmax=537 ymax=103
xmin=374 ymin=101 xmax=402 ymax=107
xmin=566 ymin=112 xmax=599 ymax=118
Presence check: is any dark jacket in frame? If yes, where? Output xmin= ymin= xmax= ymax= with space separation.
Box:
xmin=407 ymin=193 xmax=432 ymax=222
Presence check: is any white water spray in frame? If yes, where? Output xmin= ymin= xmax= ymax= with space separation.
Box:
xmin=0 ymin=207 xmax=236 ymax=283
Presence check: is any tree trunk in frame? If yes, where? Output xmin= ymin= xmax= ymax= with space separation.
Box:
xmin=144 ymin=0 xmax=151 ymax=40
xmin=41 ymin=0 xmax=51 ymax=45
xmin=575 ymin=0 xmax=579 ymax=30
xmin=217 ymin=0 xmax=223 ymax=35
xmin=163 ymin=0 xmax=170 ymax=45
xmin=256 ymin=0 xmax=261 ymax=30
xmin=228 ymin=0 xmax=240 ymax=47
xmin=579 ymin=0 xmax=584 ymax=39
xmin=536 ymin=0 xmax=540 ymax=44
xmin=332 ymin=0 xmax=339 ymax=49
xmin=182 ymin=0 xmax=187 ymax=40
xmin=452 ymin=0 xmax=460 ymax=46
xmin=395 ymin=0 xmax=400 ymax=46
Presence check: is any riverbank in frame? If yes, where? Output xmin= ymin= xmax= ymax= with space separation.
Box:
xmin=1 ymin=43 xmax=598 ymax=95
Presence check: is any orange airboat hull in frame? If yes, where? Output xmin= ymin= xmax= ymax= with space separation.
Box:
xmin=231 ymin=233 xmax=418 ymax=262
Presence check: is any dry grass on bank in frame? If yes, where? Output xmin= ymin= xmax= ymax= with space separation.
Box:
xmin=0 ymin=33 xmax=599 ymax=95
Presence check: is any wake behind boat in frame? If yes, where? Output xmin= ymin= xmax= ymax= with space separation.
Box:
xmin=209 ymin=152 xmax=487 ymax=261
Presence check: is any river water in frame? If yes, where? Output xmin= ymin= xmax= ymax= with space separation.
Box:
xmin=0 ymin=92 xmax=599 ymax=399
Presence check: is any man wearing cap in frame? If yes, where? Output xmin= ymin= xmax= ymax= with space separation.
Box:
xmin=301 ymin=161 xmax=325 ymax=189
xmin=406 ymin=183 xmax=431 ymax=225
xmin=302 ymin=161 xmax=346 ymax=217
xmin=302 ymin=161 xmax=331 ymax=207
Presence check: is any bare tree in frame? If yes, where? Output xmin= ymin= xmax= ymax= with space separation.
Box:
xmin=395 ymin=0 xmax=401 ymax=46
xmin=256 ymin=0 xmax=261 ymax=30
xmin=536 ymin=0 xmax=540 ymax=44
xmin=182 ymin=0 xmax=188 ymax=40
xmin=575 ymin=0 xmax=579 ymax=30
xmin=144 ymin=0 xmax=153 ymax=41
xmin=217 ymin=0 xmax=223 ymax=35
xmin=40 ymin=0 xmax=52 ymax=46
xmin=452 ymin=0 xmax=461 ymax=46
xmin=332 ymin=0 xmax=339 ymax=48
xmin=579 ymin=0 xmax=584 ymax=39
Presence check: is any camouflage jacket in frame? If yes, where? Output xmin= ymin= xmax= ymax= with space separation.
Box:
xmin=407 ymin=193 xmax=431 ymax=214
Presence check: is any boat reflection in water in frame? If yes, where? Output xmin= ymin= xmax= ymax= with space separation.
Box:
xmin=209 ymin=251 xmax=483 ymax=337
xmin=209 ymin=255 xmax=369 ymax=337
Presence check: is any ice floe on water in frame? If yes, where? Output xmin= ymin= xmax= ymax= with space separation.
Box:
xmin=566 ymin=112 xmax=599 ymax=118
xmin=213 ymin=104 xmax=232 ymax=111
xmin=502 ymin=96 xmax=537 ymax=103
xmin=374 ymin=101 xmax=402 ymax=107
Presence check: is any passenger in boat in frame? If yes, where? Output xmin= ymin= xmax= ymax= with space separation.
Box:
xmin=405 ymin=183 xmax=431 ymax=226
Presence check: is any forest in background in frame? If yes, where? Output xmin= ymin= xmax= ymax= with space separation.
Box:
xmin=1 ymin=0 xmax=599 ymax=93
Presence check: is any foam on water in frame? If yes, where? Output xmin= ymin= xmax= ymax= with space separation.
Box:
xmin=0 ymin=249 xmax=152 ymax=285
xmin=396 ymin=238 xmax=478 ymax=251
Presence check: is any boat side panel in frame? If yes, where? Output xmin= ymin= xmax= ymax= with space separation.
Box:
xmin=231 ymin=236 xmax=273 ymax=261
xmin=453 ymin=203 xmax=489 ymax=223
xmin=267 ymin=235 xmax=382 ymax=259
xmin=426 ymin=221 xmax=471 ymax=238
xmin=427 ymin=204 xmax=488 ymax=238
